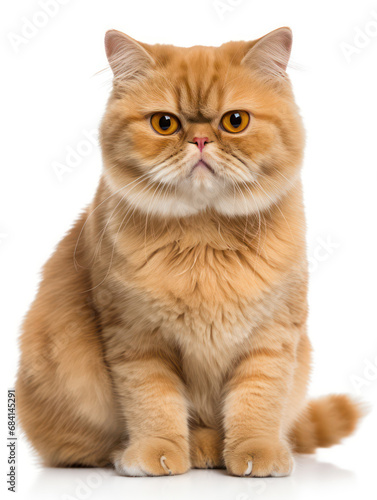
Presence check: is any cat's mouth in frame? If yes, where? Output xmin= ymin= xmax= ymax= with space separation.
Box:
xmin=190 ymin=160 xmax=215 ymax=175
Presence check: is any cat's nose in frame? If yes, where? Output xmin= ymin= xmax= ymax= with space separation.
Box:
xmin=193 ymin=137 xmax=209 ymax=152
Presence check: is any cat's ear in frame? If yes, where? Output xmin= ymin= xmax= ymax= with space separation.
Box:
xmin=241 ymin=27 xmax=292 ymax=80
xmin=105 ymin=30 xmax=155 ymax=81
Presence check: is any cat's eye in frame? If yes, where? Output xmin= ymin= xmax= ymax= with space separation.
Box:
xmin=151 ymin=112 xmax=180 ymax=135
xmin=221 ymin=111 xmax=250 ymax=133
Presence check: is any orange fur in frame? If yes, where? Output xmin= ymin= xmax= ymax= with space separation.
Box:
xmin=16 ymin=28 xmax=362 ymax=477
xmin=290 ymin=394 xmax=364 ymax=454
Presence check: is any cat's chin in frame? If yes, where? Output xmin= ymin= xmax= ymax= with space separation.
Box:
xmin=189 ymin=164 xmax=218 ymax=193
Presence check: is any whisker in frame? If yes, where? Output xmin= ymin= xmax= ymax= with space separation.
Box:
xmin=93 ymin=173 xmax=152 ymax=262
xmin=73 ymin=172 xmax=150 ymax=270
xmin=85 ymin=183 xmax=153 ymax=292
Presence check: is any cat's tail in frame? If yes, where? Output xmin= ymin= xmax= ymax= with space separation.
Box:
xmin=290 ymin=394 xmax=365 ymax=453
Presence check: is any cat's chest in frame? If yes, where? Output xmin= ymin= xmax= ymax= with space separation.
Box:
xmin=127 ymin=240 xmax=274 ymax=312
xmin=122 ymin=239 xmax=278 ymax=349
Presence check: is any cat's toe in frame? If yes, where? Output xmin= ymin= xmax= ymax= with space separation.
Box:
xmin=114 ymin=437 xmax=190 ymax=477
xmin=115 ymin=458 xmax=147 ymax=477
xmin=224 ymin=438 xmax=294 ymax=477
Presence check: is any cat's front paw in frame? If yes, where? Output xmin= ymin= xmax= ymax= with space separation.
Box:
xmin=224 ymin=438 xmax=294 ymax=477
xmin=114 ymin=437 xmax=190 ymax=477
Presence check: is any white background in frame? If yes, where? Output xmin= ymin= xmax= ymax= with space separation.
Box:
xmin=1 ymin=0 xmax=377 ymax=499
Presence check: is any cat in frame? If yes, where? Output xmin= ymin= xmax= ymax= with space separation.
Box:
xmin=16 ymin=27 xmax=362 ymax=477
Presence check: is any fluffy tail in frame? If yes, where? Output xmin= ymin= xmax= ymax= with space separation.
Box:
xmin=290 ymin=394 xmax=364 ymax=454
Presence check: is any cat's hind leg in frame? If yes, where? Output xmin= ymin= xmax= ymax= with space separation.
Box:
xmin=16 ymin=214 xmax=121 ymax=467
xmin=190 ymin=427 xmax=224 ymax=469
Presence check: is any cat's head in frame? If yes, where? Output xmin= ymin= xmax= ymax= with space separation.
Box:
xmin=100 ymin=28 xmax=304 ymax=218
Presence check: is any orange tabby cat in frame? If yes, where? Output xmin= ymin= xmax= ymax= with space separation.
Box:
xmin=16 ymin=27 xmax=362 ymax=477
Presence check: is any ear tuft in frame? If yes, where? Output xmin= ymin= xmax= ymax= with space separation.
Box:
xmin=104 ymin=30 xmax=155 ymax=82
xmin=242 ymin=27 xmax=293 ymax=80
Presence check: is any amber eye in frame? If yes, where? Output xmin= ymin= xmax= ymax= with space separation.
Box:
xmin=221 ymin=111 xmax=249 ymax=133
xmin=151 ymin=112 xmax=180 ymax=135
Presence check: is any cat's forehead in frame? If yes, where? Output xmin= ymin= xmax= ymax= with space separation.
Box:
xmin=147 ymin=42 xmax=253 ymax=120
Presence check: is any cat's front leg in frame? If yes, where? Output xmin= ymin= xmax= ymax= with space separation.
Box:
xmin=110 ymin=352 xmax=190 ymax=476
xmin=223 ymin=324 xmax=298 ymax=477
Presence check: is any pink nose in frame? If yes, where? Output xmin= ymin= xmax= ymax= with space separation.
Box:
xmin=193 ymin=137 xmax=209 ymax=152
